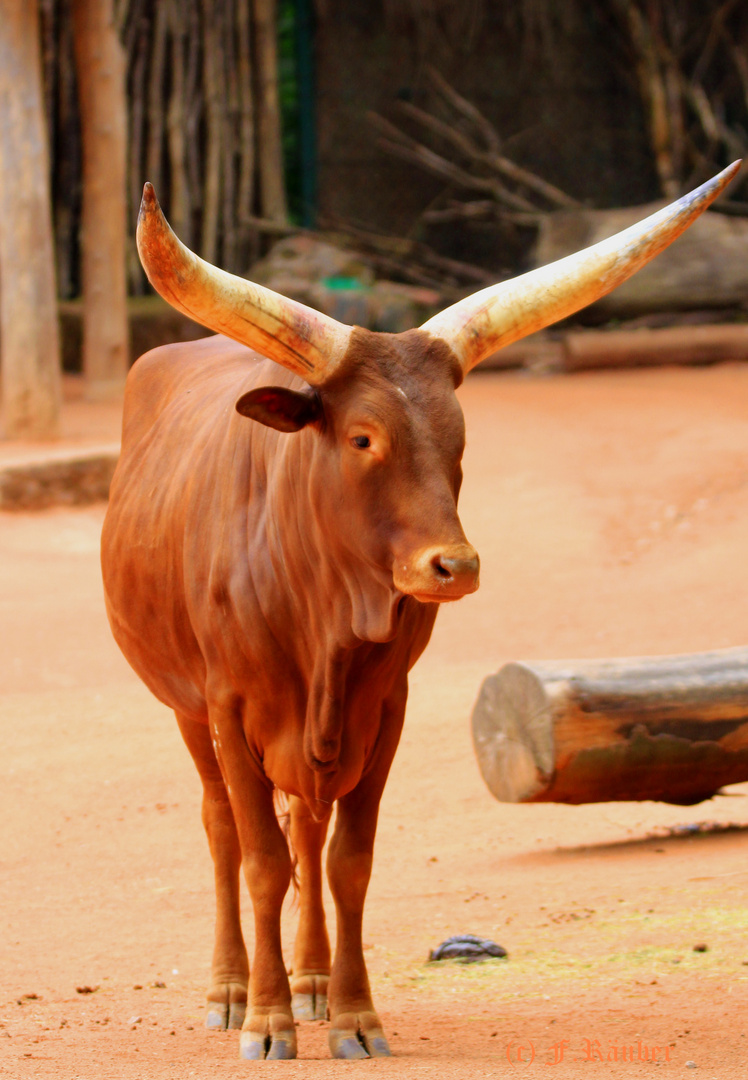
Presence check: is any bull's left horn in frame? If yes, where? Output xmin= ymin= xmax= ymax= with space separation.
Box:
xmin=136 ymin=183 xmax=352 ymax=384
xmin=421 ymin=161 xmax=742 ymax=374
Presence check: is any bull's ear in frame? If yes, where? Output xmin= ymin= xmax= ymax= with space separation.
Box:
xmin=235 ymin=386 xmax=321 ymax=433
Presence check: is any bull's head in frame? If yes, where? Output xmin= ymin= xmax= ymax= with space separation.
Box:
xmin=136 ymin=163 xmax=738 ymax=626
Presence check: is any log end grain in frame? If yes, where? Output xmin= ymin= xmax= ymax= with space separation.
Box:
xmin=471 ymin=662 xmax=556 ymax=803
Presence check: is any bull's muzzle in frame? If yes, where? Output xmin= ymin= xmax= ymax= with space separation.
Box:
xmin=395 ymin=543 xmax=480 ymax=602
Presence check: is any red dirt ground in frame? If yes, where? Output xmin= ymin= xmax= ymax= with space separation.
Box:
xmin=3 ymin=364 xmax=748 ymax=1079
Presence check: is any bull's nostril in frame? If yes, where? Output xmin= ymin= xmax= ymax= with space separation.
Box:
xmin=432 ymin=556 xmax=453 ymax=579
xmin=437 ymin=555 xmax=479 ymax=580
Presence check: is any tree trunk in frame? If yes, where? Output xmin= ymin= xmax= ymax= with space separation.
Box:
xmin=472 ymin=648 xmax=748 ymax=807
xmin=236 ymin=0 xmax=257 ymax=268
xmin=0 ymin=0 xmax=62 ymax=439
xmin=72 ymin=0 xmax=130 ymax=399
xmin=253 ymin=0 xmax=288 ymax=224
xmin=145 ymin=0 xmax=169 ymax=201
xmin=53 ymin=12 xmax=81 ymax=301
xmin=200 ymin=0 xmax=224 ymax=265
xmin=166 ymin=0 xmax=192 ymax=245
xmin=126 ymin=12 xmax=149 ymax=294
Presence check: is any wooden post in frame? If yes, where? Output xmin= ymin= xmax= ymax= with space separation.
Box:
xmin=72 ymin=0 xmax=130 ymax=400
xmin=0 ymin=0 xmax=62 ymax=439
xmin=472 ymin=648 xmax=748 ymax=807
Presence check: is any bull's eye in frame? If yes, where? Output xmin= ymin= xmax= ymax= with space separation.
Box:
xmin=351 ymin=435 xmax=371 ymax=449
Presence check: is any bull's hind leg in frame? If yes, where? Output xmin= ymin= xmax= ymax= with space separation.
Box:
xmin=289 ymin=795 xmax=332 ymax=1021
xmin=175 ymin=713 xmax=249 ymax=1031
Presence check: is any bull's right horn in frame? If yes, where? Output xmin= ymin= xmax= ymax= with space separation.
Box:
xmin=136 ymin=183 xmax=352 ymax=384
xmin=421 ymin=161 xmax=742 ymax=374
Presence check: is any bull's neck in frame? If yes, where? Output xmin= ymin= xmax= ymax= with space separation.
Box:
xmin=256 ymin=423 xmax=402 ymax=660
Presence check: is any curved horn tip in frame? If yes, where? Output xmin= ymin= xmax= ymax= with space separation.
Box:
xmin=702 ymin=159 xmax=742 ymax=198
xmin=139 ymin=181 xmax=159 ymax=216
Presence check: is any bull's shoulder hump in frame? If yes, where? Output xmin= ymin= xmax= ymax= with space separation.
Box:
xmin=121 ymin=336 xmax=274 ymax=445
xmin=127 ymin=334 xmax=266 ymax=390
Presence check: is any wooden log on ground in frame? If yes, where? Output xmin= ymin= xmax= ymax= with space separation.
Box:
xmin=475 ymin=323 xmax=748 ymax=374
xmin=561 ymin=324 xmax=748 ymax=372
xmin=471 ymin=648 xmax=748 ymax=806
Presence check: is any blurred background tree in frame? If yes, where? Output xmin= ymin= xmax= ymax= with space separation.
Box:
xmin=0 ymin=1 xmax=62 ymax=438
xmin=72 ymin=0 xmax=129 ymax=399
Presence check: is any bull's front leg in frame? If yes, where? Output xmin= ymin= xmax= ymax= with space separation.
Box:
xmin=325 ymin=692 xmax=406 ymax=1060
xmin=209 ymin=704 xmax=297 ymax=1061
xmin=289 ymin=795 xmax=333 ymax=1021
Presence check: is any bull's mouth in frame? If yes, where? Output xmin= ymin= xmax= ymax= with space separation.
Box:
xmin=409 ymin=583 xmax=479 ymax=604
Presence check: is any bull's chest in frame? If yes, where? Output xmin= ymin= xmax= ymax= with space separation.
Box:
xmin=207 ymin=630 xmax=413 ymax=816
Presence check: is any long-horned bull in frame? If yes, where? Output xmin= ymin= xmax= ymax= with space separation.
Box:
xmin=101 ymin=162 xmax=739 ymax=1061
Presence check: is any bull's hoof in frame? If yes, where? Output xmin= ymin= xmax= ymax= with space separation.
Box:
xmin=291 ymin=973 xmax=329 ymax=1021
xmin=240 ymin=1034 xmax=296 ymax=1060
xmin=328 ymin=1011 xmax=391 ymax=1060
xmin=206 ymin=1001 xmax=246 ymax=1029
xmin=206 ymin=982 xmax=248 ymax=1030
xmin=239 ymin=1010 xmax=297 ymax=1061
xmin=239 ymin=1029 xmax=297 ymax=1061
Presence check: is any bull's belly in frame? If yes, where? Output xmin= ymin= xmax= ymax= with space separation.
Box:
xmin=104 ymin=595 xmax=208 ymax=719
xmin=101 ymin=490 xmax=210 ymax=721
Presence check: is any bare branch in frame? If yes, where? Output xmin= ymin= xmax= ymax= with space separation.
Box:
xmin=683 ymin=80 xmax=746 ymax=161
xmin=426 ymin=64 xmax=501 ymax=154
xmin=396 ymin=100 xmax=581 ymax=209
xmin=373 ymin=131 xmax=542 ymax=218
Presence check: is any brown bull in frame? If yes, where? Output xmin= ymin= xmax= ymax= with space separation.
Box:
xmin=101 ymin=162 xmax=738 ymax=1062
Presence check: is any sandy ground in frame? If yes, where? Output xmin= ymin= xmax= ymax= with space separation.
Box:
xmin=3 ymin=364 xmax=748 ymax=1079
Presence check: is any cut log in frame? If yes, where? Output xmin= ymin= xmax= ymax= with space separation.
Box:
xmin=471 ymin=648 xmax=748 ymax=806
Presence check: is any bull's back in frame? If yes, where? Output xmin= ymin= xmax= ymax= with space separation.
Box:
xmin=101 ymin=336 xmax=276 ymax=718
